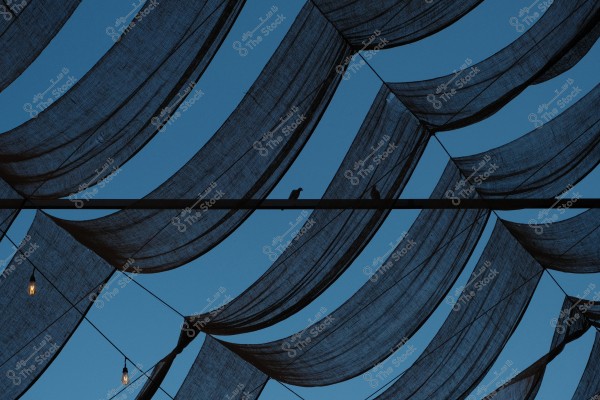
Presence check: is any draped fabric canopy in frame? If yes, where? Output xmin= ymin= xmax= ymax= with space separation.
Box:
xmin=487 ymin=296 xmax=600 ymax=400
xmin=0 ymin=212 xmax=112 ymax=399
xmin=0 ymin=0 xmax=246 ymax=198
xmin=0 ymin=0 xmax=598 ymax=399
xmin=312 ymin=0 xmax=483 ymax=47
xmin=2 ymin=1 xmax=486 ymax=395
xmin=50 ymin=2 xmax=351 ymax=272
xmin=143 ymin=84 xmax=600 ymax=397
xmin=172 ymin=210 xmax=600 ymax=399
xmin=213 ymin=166 xmax=489 ymax=387
xmin=0 ymin=0 xmax=80 ymax=93
xmin=390 ymin=0 xmax=600 ymax=131
xmin=38 ymin=0 xmax=597 ymax=278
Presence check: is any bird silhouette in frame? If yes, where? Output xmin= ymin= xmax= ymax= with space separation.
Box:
xmin=289 ymin=187 xmax=303 ymax=200
xmin=283 ymin=188 xmax=302 ymax=210
xmin=370 ymin=185 xmax=381 ymax=200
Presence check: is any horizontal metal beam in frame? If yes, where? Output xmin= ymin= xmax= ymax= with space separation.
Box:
xmin=0 ymin=198 xmax=596 ymax=210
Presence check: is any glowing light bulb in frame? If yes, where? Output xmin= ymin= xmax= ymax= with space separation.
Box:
xmin=28 ymin=271 xmax=36 ymax=296
xmin=121 ymin=364 xmax=129 ymax=385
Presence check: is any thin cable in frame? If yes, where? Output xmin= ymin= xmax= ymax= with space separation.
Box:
xmin=0 ymin=233 xmax=175 ymax=399
xmin=276 ymin=380 xmax=308 ymax=400
xmin=240 ymin=3 xmax=600 ymax=398
xmin=107 ymin=361 xmax=160 ymax=400
xmin=432 ymin=132 xmax=600 ymax=330
xmin=2 ymin=2 xmax=597 ymax=398
xmin=361 ymin=221 xmax=600 ymax=400
xmin=99 ymin=2 xmax=600 ymax=397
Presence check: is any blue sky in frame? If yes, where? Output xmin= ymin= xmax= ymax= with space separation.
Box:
xmin=0 ymin=0 xmax=599 ymax=399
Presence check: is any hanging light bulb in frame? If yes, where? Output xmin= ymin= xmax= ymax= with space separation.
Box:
xmin=121 ymin=358 xmax=129 ymax=385
xmin=28 ymin=269 xmax=36 ymax=296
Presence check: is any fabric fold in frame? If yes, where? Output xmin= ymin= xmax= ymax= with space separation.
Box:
xmin=0 ymin=212 xmax=113 ymax=399
xmin=312 ymin=0 xmax=483 ymax=47
xmin=51 ymin=2 xmax=352 ymax=272
xmin=572 ymin=331 xmax=600 ymax=400
xmin=0 ymin=0 xmax=246 ymax=198
xmin=141 ymin=78 xmax=600 ymax=398
xmin=389 ymin=0 xmax=600 ymax=131
xmin=210 ymin=163 xmax=488 ymax=386
xmin=370 ymin=221 xmax=543 ymax=399
xmin=173 ymin=336 xmax=268 ymax=400
xmin=480 ymin=296 xmax=600 ymax=400
xmin=501 ymin=209 xmax=600 ymax=273
xmin=0 ymin=0 xmax=80 ymax=92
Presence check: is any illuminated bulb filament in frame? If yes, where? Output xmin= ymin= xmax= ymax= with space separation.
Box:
xmin=28 ymin=272 xmax=36 ymax=296
xmin=121 ymin=366 xmax=129 ymax=385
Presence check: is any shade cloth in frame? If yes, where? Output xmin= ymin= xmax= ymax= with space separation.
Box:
xmin=0 ymin=0 xmax=80 ymax=92
xmin=0 ymin=0 xmax=246 ymax=198
xmin=389 ymin=0 xmax=600 ymax=131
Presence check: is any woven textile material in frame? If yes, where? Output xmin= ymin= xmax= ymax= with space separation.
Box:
xmin=312 ymin=0 xmax=483 ymax=47
xmin=486 ymin=296 xmax=600 ymax=400
xmin=0 ymin=0 xmax=80 ymax=92
xmin=0 ymin=212 xmax=113 ymax=399
xmin=389 ymin=0 xmax=600 ymax=131
xmin=0 ymin=0 xmax=245 ymax=198
xmin=174 ymin=336 xmax=268 ymax=400
xmin=50 ymin=2 xmax=351 ymax=272
xmin=137 ymin=79 xmax=600 ymax=397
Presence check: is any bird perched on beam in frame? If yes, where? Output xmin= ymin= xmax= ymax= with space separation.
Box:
xmin=289 ymin=187 xmax=303 ymax=200
xmin=283 ymin=187 xmax=302 ymax=210
xmin=370 ymin=185 xmax=381 ymax=200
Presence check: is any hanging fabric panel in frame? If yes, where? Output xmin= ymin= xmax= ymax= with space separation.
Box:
xmin=0 ymin=0 xmax=80 ymax=92
xmin=389 ymin=0 xmax=600 ymax=131
xmin=134 ymin=85 xmax=429 ymax=398
xmin=3 ymin=1 xmax=596 ymax=396
xmin=501 ymin=210 xmax=600 ymax=273
xmin=483 ymin=296 xmax=600 ymax=400
xmin=210 ymin=164 xmax=488 ymax=386
xmin=174 ymin=336 xmax=268 ymax=400
xmin=138 ymin=81 xmax=600 ymax=398
xmin=0 ymin=0 xmax=246 ymax=198
xmin=311 ymin=0 xmax=483 ymax=47
xmin=572 ymin=332 xmax=600 ymax=400
xmin=453 ymin=85 xmax=599 ymax=200
xmin=50 ymin=2 xmax=352 ymax=272
xmin=369 ymin=222 xmax=543 ymax=399
xmin=0 ymin=212 xmax=113 ymax=399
